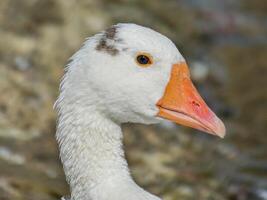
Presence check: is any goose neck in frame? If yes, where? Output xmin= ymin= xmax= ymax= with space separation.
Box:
xmin=57 ymin=110 xmax=131 ymax=199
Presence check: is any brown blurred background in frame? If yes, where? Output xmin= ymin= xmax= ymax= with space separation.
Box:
xmin=0 ymin=0 xmax=267 ymax=199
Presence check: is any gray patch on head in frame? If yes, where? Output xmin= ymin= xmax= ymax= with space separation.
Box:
xmin=122 ymin=47 xmax=129 ymax=52
xmin=105 ymin=26 xmax=116 ymax=40
xmin=96 ymin=25 xmax=121 ymax=56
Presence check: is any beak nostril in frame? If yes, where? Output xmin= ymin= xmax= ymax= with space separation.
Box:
xmin=192 ymin=101 xmax=200 ymax=107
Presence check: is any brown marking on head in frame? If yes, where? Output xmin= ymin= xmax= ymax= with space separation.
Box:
xmin=105 ymin=26 xmax=117 ymax=40
xmin=106 ymin=46 xmax=119 ymax=56
xmin=95 ymin=39 xmax=107 ymax=51
xmin=95 ymin=25 xmax=120 ymax=56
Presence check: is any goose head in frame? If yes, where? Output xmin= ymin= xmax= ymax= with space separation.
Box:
xmin=69 ymin=23 xmax=225 ymax=137
xmin=57 ymin=23 xmax=226 ymax=200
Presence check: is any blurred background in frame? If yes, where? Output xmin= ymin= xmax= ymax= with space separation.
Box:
xmin=0 ymin=0 xmax=267 ymax=199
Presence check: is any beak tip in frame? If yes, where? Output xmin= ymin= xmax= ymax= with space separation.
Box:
xmin=218 ymin=132 xmax=225 ymax=138
xmin=214 ymin=119 xmax=226 ymax=138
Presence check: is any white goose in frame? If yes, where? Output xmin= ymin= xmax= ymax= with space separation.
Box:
xmin=55 ymin=23 xmax=225 ymax=200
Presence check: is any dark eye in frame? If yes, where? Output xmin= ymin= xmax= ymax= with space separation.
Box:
xmin=137 ymin=55 xmax=150 ymax=64
xmin=136 ymin=53 xmax=153 ymax=67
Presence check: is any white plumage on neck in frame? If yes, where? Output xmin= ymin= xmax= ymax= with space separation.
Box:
xmin=56 ymin=86 xmax=161 ymax=200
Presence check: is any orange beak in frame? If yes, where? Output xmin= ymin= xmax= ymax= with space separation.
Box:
xmin=157 ymin=62 xmax=225 ymax=138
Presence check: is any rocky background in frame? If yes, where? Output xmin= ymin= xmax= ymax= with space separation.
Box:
xmin=0 ymin=0 xmax=267 ymax=199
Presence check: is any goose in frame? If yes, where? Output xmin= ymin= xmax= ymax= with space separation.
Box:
xmin=55 ymin=23 xmax=225 ymax=200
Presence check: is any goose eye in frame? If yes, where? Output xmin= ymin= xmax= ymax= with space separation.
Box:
xmin=136 ymin=53 xmax=153 ymax=67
